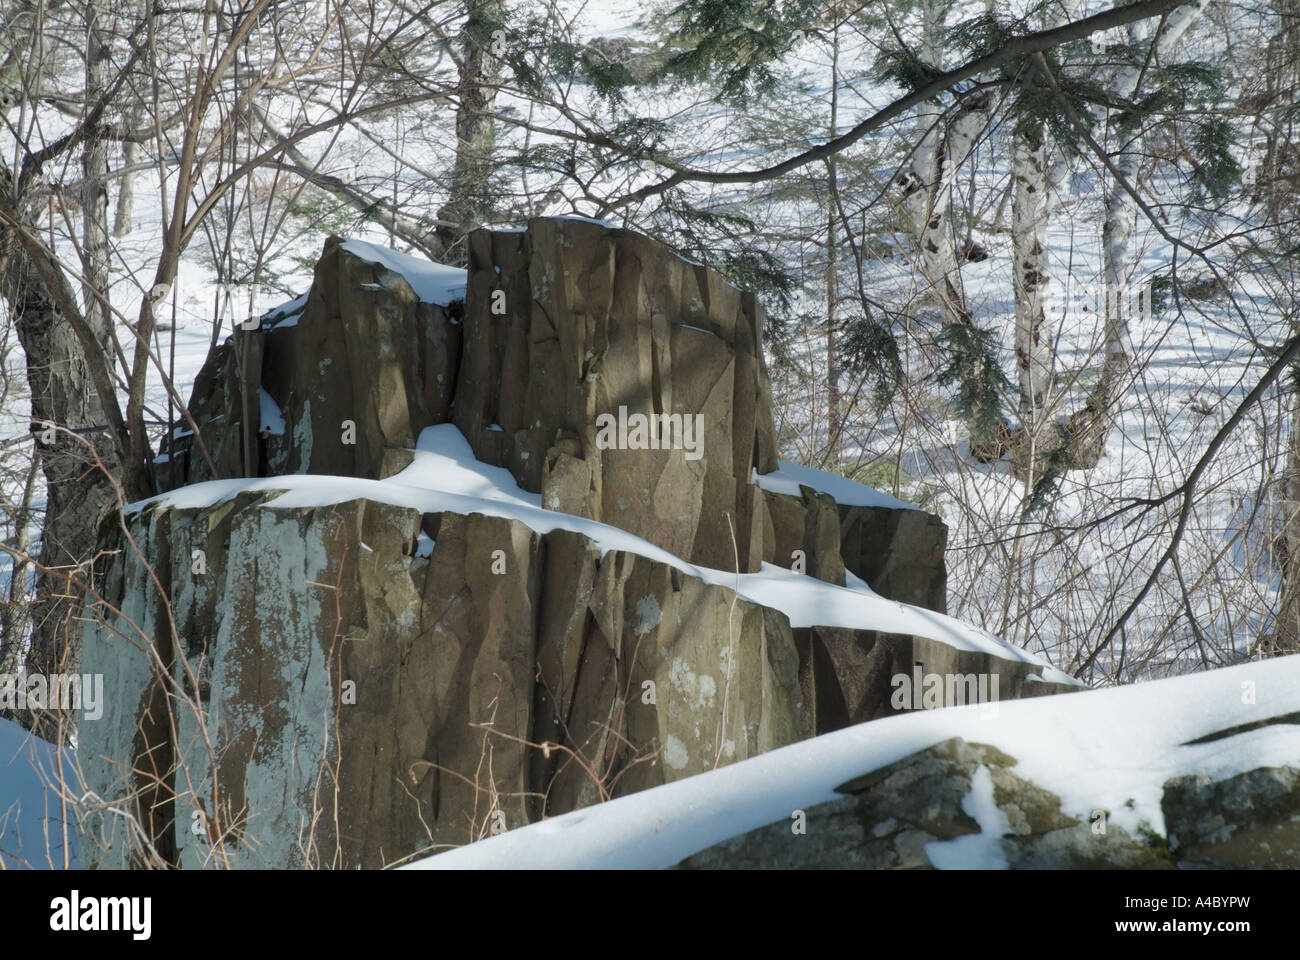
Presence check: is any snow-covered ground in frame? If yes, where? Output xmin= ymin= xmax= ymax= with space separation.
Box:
xmin=0 ymin=716 xmax=78 ymax=869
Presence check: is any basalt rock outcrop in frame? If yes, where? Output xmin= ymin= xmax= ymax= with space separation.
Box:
xmin=79 ymin=220 xmax=1076 ymax=869
xmin=164 ymin=224 xmax=945 ymax=604
xmin=1162 ymin=766 xmax=1300 ymax=868
xmin=171 ymin=238 xmax=462 ymax=487
xmin=456 ymin=218 xmax=779 ymax=572
xmin=80 ymin=492 xmax=804 ymax=868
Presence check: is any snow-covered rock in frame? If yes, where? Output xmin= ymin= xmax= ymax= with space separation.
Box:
xmin=73 ymin=222 xmax=1077 ymax=870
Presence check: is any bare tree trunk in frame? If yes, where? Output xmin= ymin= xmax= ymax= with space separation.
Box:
xmin=1 ymin=244 xmax=122 ymax=733
xmin=436 ymin=0 xmax=504 ymax=264
xmin=1272 ymin=389 xmax=1300 ymax=654
xmin=825 ymin=12 xmax=842 ymax=465
xmin=113 ymin=112 xmax=141 ymax=237
xmin=0 ymin=454 xmax=41 ymax=680
xmin=899 ymin=0 xmax=998 ymax=457
xmin=1 ymin=0 xmax=125 ymax=728
xmin=1257 ymin=0 xmax=1299 ymax=216
xmin=901 ymin=0 xmax=948 ymax=307
xmin=1265 ymin=3 xmax=1300 ymax=658
xmin=1075 ymin=1 xmax=1209 ymax=465
xmin=903 ymin=0 xmax=995 ymax=331
xmin=1011 ymin=120 xmax=1052 ymax=443
xmin=83 ymin=0 xmax=114 ymax=363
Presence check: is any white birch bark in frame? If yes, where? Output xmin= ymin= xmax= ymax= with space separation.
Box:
xmin=1012 ymin=122 xmax=1052 ymax=431
xmin=82 ymin=0 xmax=113 ymax=366
xmin=825 ymin=12 xmax=842 ymax=463
xmin=1090 ymin=1 xmax=1210 ymax=454
xmin=903 ymin=0 xmax=993 ymax=330
xmin=1010 ymin=0 xmax=1092 ymax=441
xmin=901 ymin=0 xmax=945 ymax=248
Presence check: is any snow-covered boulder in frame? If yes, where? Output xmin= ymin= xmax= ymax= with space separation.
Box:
xmin=79 ymin=487 xmax=807 ymax=867
xmin=678 ymin=738 xmax=1175 ymax=869
xmin=1162 ymin=765 xmax=1300 ymax=868
xmin=78 ymin=432 xmax=1074 ymax=867
xmin=683 ymin=745 xmax=1300 ymax=869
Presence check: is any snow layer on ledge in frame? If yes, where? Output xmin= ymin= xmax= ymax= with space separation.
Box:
xmin=125 ymin=424 xmax=1075 ymax=680
xmin=753 ymin=460 xmax=917 ymax=510
xmin=264 ymin=291 xmax=308 ymax=329
xmin=406 ymin=655 xmax=1300 ymax=870
xmin=339 ymin=239 xmax=466 ymax=306
xmin=547 ymin=213 xmax=620 ymax=229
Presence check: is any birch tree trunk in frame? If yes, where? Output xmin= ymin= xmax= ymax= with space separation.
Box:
xmin=908 ymin=0 xmax=995 ymax=326
xmin=1011 ymin=119 xmax=1052 ymax=443
xmin=83 ymin=0 xmax=114 ymax=365
xmin=899 ymin=0 xmax=997 ymax=453
xmin=1073 ymin=0 xmax=1209 ymax=467
xmin=902 ymin=0 xmax=956 ymax=324
xmin=923 ymin=92 xmax=992 ymax=326
xmin=1272 ymin=388 xmax=1300 ymax=654
xmin=825 ymin=11 xmax=842 ymax=464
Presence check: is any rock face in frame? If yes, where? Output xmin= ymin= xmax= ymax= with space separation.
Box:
xmin=764 ymin=486 xmax=846 ymax=586
xmin=1163 ymin=767 xmax=1300 ymax=868
xmin=166 ymin=223 xmax=950 ymax=608
xmin=168 ymin=236 xmax=462 ymax=487
xmin=839 ymin=505 xmax=948 ymax=612
xmin=455 ymin=219 xmax=779 ymax=573
xmin=796 ymin=630 xmax=1072 ymax=734
xmin=80 ymin=219 xmax=1074 ymax=869
xmin=678 ymin=737 xmax=1300 ymax=869
xmin=762 ymin=490 xmax=949 ymax=611
xmin=78 ymin=492 xmax=804 ymax=868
